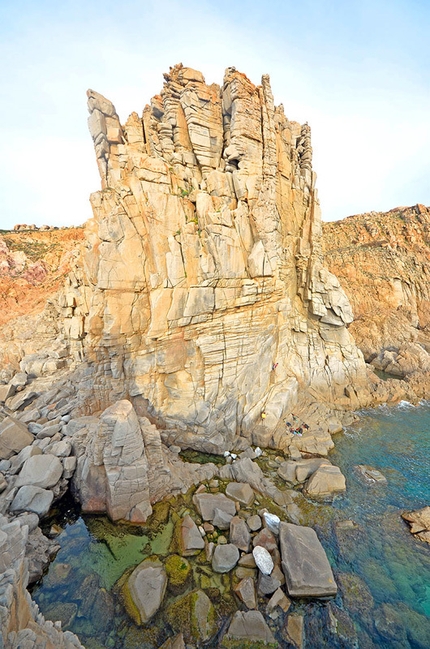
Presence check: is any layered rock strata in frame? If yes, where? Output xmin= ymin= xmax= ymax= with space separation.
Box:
xmin=323 ymin=204 xmax=430 ymax=402
xmin=58 ymin=63 xmax=370 ymax=450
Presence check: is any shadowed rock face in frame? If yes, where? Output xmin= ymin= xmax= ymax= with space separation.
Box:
xmin=61 ymin=64 xmax=370 ymax=446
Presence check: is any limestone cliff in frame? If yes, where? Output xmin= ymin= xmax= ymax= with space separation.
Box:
xmin=58 ymin=64 xmax=369 ymax=447
xmin=323 ymin=204 xmax=430 ymax=401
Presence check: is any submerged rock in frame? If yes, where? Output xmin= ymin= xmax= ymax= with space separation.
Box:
xmin=220 ymin=610 xmax=277 ymax=647
xmin=166 ymin=589 xmax=217 ymax=644
xmin=354 ymin=464 xmax=387 ymax=485
xmin=123 ymin=558 xmax=167 ymax=625
xmin=165 ymin=554 xmax=191 ymax=593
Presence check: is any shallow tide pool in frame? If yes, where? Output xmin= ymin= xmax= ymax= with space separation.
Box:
xmin=31 ymin=401 xmax=430 ymax=648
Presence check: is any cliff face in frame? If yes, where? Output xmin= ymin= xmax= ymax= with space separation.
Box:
xmin=323 ymin=204 xmax=430 ymax=400
xmin=59 ymin=64 xmax=369 ymax=446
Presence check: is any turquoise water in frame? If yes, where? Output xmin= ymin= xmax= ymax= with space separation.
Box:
xmin=325 ymin=400 xmax=430 ymax=647
xmin=31 ymin=402 xmax=430 ymax=648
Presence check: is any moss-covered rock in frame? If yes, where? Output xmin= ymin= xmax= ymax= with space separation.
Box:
xmin=166 ymin=589 xmax=217 ymax=644
xmin=165 ymin=554 xmax=191 ymax=593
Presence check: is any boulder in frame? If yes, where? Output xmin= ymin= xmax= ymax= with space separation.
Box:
xmin=247 ymin=514 xmax=262 ymax=532
xmin=193 ymin=492 xmax=236 ymax=521
xmin=279 ymin=522 xmax=337 ymax=597
xmin=234 ymin=576 xmax=257 ymax=609
xmin=0 ymin=417 xmax=34 ymax=459
xmin=166 ymin=590 xmax=217 ymax=644
xmin=230 ymin=516 xmax=251 ymax=552
xmin=123 ymin=559 xmax=167 ymax=624
xmin=16 ymin=454 xmax=63 ymax=489
xmin=303 ymin=465 xmax=346 ymax=500
xmin=212 ymin=543 xmax=240 ymax=573
xmin=402 ymin=505 xmax=430 ymax=542
xmin=180 ymin=514 xmax=205 ymax=555
xmin=10 ymin=486 xmax=54 ymax=517
xmin=221 ymin=611 xmax=276 ymax=647
xmin=212 ymin=507 xmax=234 ymax=530
xmin=225 ymin=482 xmax=255 ymax=506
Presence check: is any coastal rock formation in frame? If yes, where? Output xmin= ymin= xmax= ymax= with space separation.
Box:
xmin=55 ymin=63 xmax=370 ymax=452
xmin=323 ymin=205 xmax=430 ymax=402
xmin=0 ymin=514 xmax=83 ymax=649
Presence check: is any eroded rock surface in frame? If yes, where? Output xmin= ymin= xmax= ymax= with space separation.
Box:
xmin=57 ymin=64 xmax=370 ymax=451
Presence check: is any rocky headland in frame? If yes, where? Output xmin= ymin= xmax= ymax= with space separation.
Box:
xmin=323 ymin=204 xmax=430 ymax=403
xmin=0 ymin=65 xmax=429 ymax=648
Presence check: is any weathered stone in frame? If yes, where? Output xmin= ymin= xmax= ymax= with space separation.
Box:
xmin=247 ymin=514 xmax=262 ymax=531
xmin=16 ymin=454 xmax=63 ymax=489
xmin=402 ymin=505 xmax=430 ymax=542
xmin=267 ymin=587 xmax=291 ymax=618
xmin=10 ymin=486 xmax=54 ymax=517
xmin=123 ymin=559 xmax=167 ymax=624
xmin=258 ymin=565 xmax=283 ymax=595
xmin=212 ymin=507 xmax=234 ymax=530
xmin=212 ymin=543 xmax=240 ymax=573
xmin=263 ymin=512 xmax=281 ymax=535
xmin=252 ymin=546 xmax=274 ymax=576
xmin=180 ymin=514 xmax=205 ymax=555
xmin=230 ymin=516 xmax=251 ymax=552
xmin=225 ymin=482 xmax=255 ymax=506
xmin=166 ymin=589 xmax=217 ymax=644
xmin=234 ymin=576 xmax=257 ymax=609
xmin=0 ymin=416 xmax=33 ymax=459
xmin=279 ymin=522 xmax=337 ymax=597
xmin=303 ymin=465 xmax=346 ymax=500
xmin=193 ymin=492 xmax=236 ymax=521
xmin=284 ymin=613 xmax=304 ymax=649
xmin=159 ymin=634 xmax=186 ymax=649
xmin=221 ymin=610 xmax=276 ymax=647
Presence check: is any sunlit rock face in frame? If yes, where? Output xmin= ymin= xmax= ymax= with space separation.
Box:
xmin=61 ymin=64 xmax=370 ymax=448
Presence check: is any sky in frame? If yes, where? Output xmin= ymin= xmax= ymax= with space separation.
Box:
xmin=0 ymin=0 xmax=429 ymax=229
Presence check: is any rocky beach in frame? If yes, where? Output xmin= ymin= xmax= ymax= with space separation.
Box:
xmin=0 ymin=65 xmax=429 ymax=648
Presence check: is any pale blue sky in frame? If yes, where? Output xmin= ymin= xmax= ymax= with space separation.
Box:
xmin=1 ymin=0 xmax=429 ymax=228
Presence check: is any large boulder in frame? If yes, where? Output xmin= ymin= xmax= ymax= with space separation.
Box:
xmin=123 ymin=558 xmax=167 ymax=624
xmin=0 ymin=417 xmax=33 ymax=459
xmin=16 ymin=454 xmax=63 ymax=489
xmin=279 ymin=522 xmax=337 ymax=597
xmin=402 ymin=505 xmax=430 ymax=543
xmin=303 ymin=465 xmax=346 ymax=500
xmin=192 ymin=492 xmax=236 ymax=521
xmin=10 ymin=486 xmax=54 ymax=517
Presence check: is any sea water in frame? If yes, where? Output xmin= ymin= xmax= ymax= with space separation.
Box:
xmin=31 ymin=402 xmax=430 ymax=648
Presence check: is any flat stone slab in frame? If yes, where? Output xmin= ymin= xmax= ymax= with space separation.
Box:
xmin=279 ymin=522 xmax=337 ymax=597
xmin=225 ymin=482 xmax=255 ymax=506
xmin=193 ymin=492 xmax=236 ymax=521
xmin=221 ymin=610 xmax=276 ymax=647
